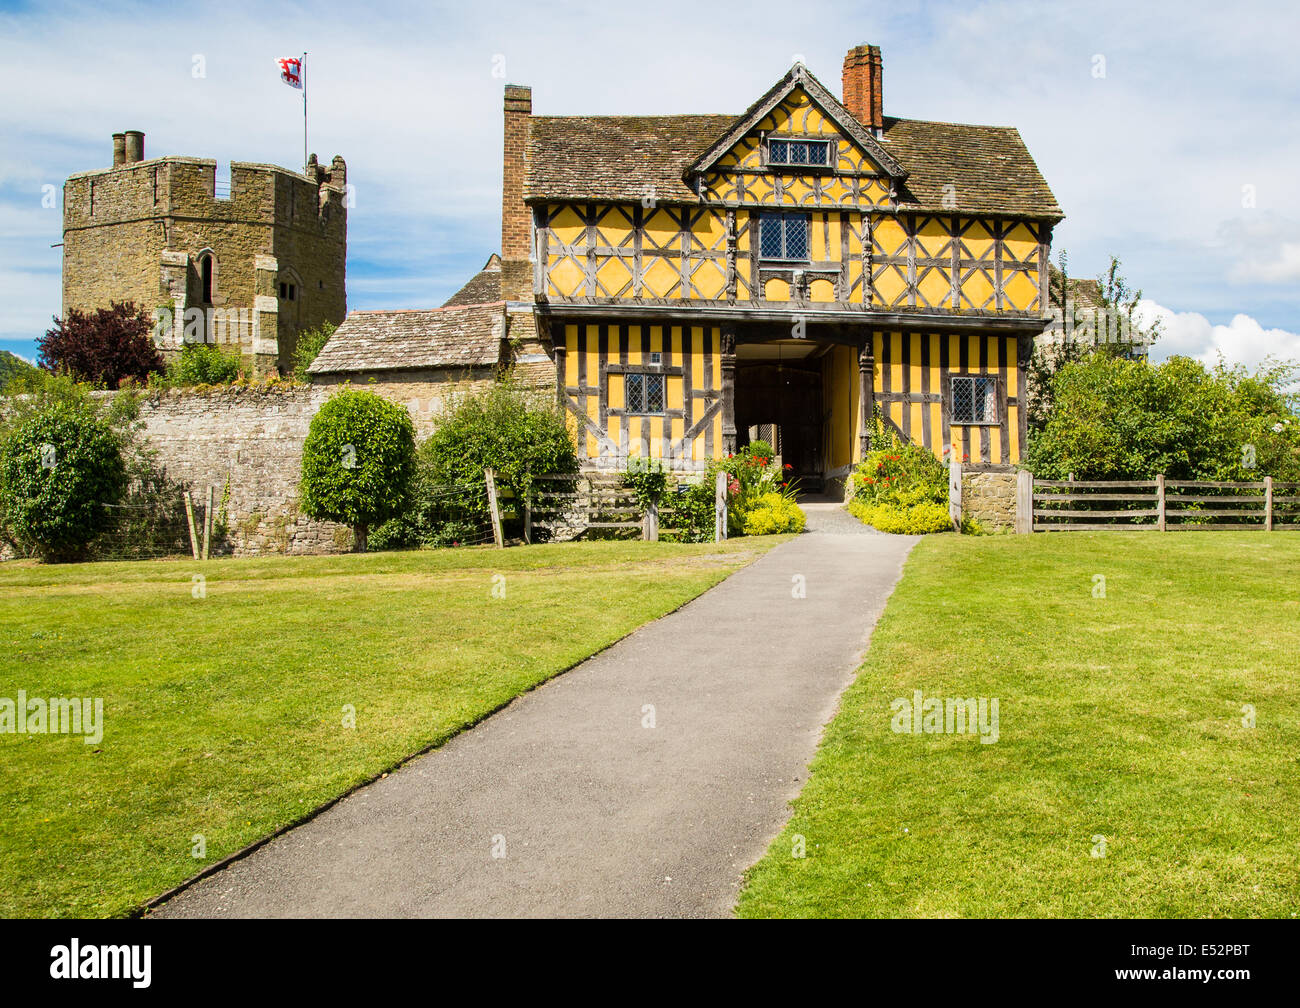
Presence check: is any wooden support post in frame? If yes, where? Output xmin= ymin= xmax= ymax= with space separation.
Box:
xmin=484 ymin=468 xmax=504 ymax=548
xmin=1156 ymin=473 xmax=1166 ymax=532
xmin=523 ymin=489 xmax=533 ymax=545
xmin=948 ymin=462 xmax=962 ymax=532
xmin=1265 ymin=475 xmax=1273 ymax=532
xmin=1015 ymin=469 xmax=1033 ymax=534
xmin=714 ymin=471 xmax=728 ymax=542
xmin=643 ymin=499 xmax=659 ymax=542
xmin=201 ymin=485 xmax=213 ymax=561
xmin=183 ymin=491 xmax=200 ymax=560
xmin=720 ymin=326 xmax=737 ymax=455
xmin=858 ymin=338 xmax=875 ymax=459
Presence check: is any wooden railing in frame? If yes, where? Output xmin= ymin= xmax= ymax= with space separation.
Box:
xmin=1022 ymin=472 xmax=1300 ymax=532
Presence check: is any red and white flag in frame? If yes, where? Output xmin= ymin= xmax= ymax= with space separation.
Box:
xmin=277 ymin=57 xmax=303 ymax=89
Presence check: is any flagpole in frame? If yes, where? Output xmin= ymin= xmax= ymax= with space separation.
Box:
xmin=302 ymin=51 xmax=308 ymax=173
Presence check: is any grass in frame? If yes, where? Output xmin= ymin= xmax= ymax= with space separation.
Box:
xmin=737 ymin=531 xmax=1300 ymax=919
xmin=0 ymin=537 xmax=779 ymax=918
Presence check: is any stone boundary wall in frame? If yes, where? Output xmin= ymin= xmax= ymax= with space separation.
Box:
xmin=961 ymin=467 xmax=1018 ymax=532
xmin=131 ymin=378 xmax=486 ymax=556
xmin=133 ymin=386 xmax=350 ymax=556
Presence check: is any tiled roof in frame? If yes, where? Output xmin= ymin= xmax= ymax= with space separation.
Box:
xmin=526 ymin=114 xmax=734 ymax=204
xmin=307 ymin=302 xmax=505 ymax=374
xmin=442 ymin=253 xmax=503 ymax=307
xmin=525 ymin=112 xmax=1061 ymax=220
xmin=881 ymin=117 xmax=1061 ymax=219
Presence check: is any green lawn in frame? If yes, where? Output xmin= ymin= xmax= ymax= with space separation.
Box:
xmin=0 ymin=538 xmax=777 ymax=918
xmin=737 ymin=531 xmax=1300 ymax=919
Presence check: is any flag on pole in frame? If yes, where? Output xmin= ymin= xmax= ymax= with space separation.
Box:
xmin=277 ymin=57 xmax=303 ymax=89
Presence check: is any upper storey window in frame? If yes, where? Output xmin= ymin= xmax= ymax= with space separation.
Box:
xmin=759 ymin=212 xmax=810 ymax=262
xmin=766 ymin=138 xmax=832 ymax=168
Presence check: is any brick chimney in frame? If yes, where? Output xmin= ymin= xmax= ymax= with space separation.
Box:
xmin=842 ymin=45 xmax=883 ymax=132
xmin=501 ymin=85 xmax=532 ymax=299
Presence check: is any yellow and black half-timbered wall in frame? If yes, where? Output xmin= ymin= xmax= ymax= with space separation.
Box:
xmin=500 ymin=48 xmax=1062 ymax=484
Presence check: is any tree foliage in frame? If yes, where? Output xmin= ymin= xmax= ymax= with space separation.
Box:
xmin=1025 ymin=354 xmax=1300 ymax=481
xmin=299 ymin=389 xmax=417 ymax=551
xmin=38 ymin=301 xmax=164 ymax=389
xmin=174 ymin=342 xmax=246 ymax=386
xmin=0 ymin=377 xmax=131 ymax=560
xmin=293 ymin=322 xmax=337 ymax=383
xmin=1028 ymin=254 xmax=1162 ymax=432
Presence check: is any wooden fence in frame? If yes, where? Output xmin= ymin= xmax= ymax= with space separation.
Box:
xmin=1020 ymin=471 xmax=1300 ymax=532
xmin=523 ymin=472 xmax=729 ymax=543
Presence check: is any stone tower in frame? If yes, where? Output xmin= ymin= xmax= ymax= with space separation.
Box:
xmin=61 ymin=132 xmax=348 ymax=376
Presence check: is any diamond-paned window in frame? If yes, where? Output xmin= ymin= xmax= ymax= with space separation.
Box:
xmin=767 ymin=138 xmax=832 ymax=167
xmin=624 ymin=372 xmax=665 ymax=415
xmin=951 ymin=375 xmax=999 ymax=424
xmin=759 ymin=212 xmax=810 ymax=261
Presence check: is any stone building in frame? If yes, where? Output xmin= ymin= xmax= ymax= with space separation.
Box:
xmin=61 ymin=131 xmax=348 ymax=375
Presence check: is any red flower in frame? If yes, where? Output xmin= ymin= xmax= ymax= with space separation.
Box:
xmin=783 ymin=463 xmax=792 ymax=470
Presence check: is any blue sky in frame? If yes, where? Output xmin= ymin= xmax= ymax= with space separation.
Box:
xmin=2 ymin=0 xmax=1298 ymax=368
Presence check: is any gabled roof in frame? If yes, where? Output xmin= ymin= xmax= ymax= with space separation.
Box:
xmin=442 ymin=253 xmax=502 ymax=307
xmin=523 ymin=67 xmax=1062 ymax=221
xmin=687 ymin=62 xmax=907 ymax=180
xmin=308 ymin=302 xmax=505 ymax=374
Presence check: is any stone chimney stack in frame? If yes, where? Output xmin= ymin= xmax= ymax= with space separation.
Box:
xmin=842 ymin=45 xmax=884 ymax=133
xmin=123 ymin=130 xmax=145 ymax=164
xmin=501 ymin=85 xmax=532 ymax=299
xmin=112 ymin=133 xmax=126 ymax=167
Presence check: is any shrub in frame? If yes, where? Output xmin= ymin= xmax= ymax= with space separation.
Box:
xmin=847 ymin=422 xmax=956 ymax=535
xmin=174 ymin=342 xmax=245 ymax=385
xmin=38 ymin=301 xmax=164 ymax=389
xmin=742 ymin=491 xmax=806 ymax=535
xmin=293 ymin=322 xmax=337 ymax=383
xmin=1025 ymin=354 xmax=1300 ymax=481
xmin=847 ymin=499 xmax=953 ymax=535
xmin=0 ymin=392 xmax=129 ymax=561
xmin=299 ymin=389 xmax=417 ymax=551
xmin=663 ymin=444 xmax=799 ymax=542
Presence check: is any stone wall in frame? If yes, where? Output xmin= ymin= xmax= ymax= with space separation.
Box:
xmin=132 ymin=373 xmax=489 ymax=556
xmin=134 ymin=385 xmax=347 ymax=556
xmin=961 ymin=467 xmax=1018 ymax=532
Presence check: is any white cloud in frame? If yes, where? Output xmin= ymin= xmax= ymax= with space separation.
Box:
xmin=1138 ymin=299 xmax=1300 ymax=370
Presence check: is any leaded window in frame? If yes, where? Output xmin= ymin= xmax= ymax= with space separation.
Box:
xmin=767 ymin=138 xmax=832 ymax=167
xmin=951 ymin=375 xmax=999 ymax=424
xmin=758 ymin=212 xmax=811 ymax=261
xmin=624 ymin=372 xmax=665 ymax=415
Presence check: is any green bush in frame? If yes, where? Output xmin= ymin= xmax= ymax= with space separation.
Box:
xmin=848 ymin=498 xmax=953 ymax=535
xmin=371 ymin=380 xmax=576 ymax=549
xmin=1025 ymin=354 xmax=1300 ymax=481
xmin=299 ymin=388 xmax=417 ymax=551
xmin=174 ymin=342 xmax=245 ymax=385
xmin=0 ymin=393 xmax=129 ymax=561
xmin=847 ymin=421 xmax=956 ymax=534
xmin=293 ymin=322 xmax=337 ymax=383
xmin=663 ymin=443 xmax=799 ymax=542
xmin=742 ymin=491 xmax=806 ymax=535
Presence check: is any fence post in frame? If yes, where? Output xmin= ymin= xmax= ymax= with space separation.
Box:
xmin=1156 ymin=474 xmax=1166 ymax=532
xmin=1015 ymin=470 xmax=1033 ymax=534
xmin=1265 ymin=475 xmax=1273 ymax=532
xmin=183 ymin=491 xmax=200 ymax=560
xmin=523 ymin=488 xmax=532 ymax=545
xmin=948 ymin=461 xmax=963 ymax=532
xmin=714 ymin=471 xmax=728 ymax=542
xmin=484 ymin=468 xmax=504 ymax=548
xmin=202 ymin=485 xmax=213 ymax=561
xmin=643 ymin=499 xmax=659 ymax=542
